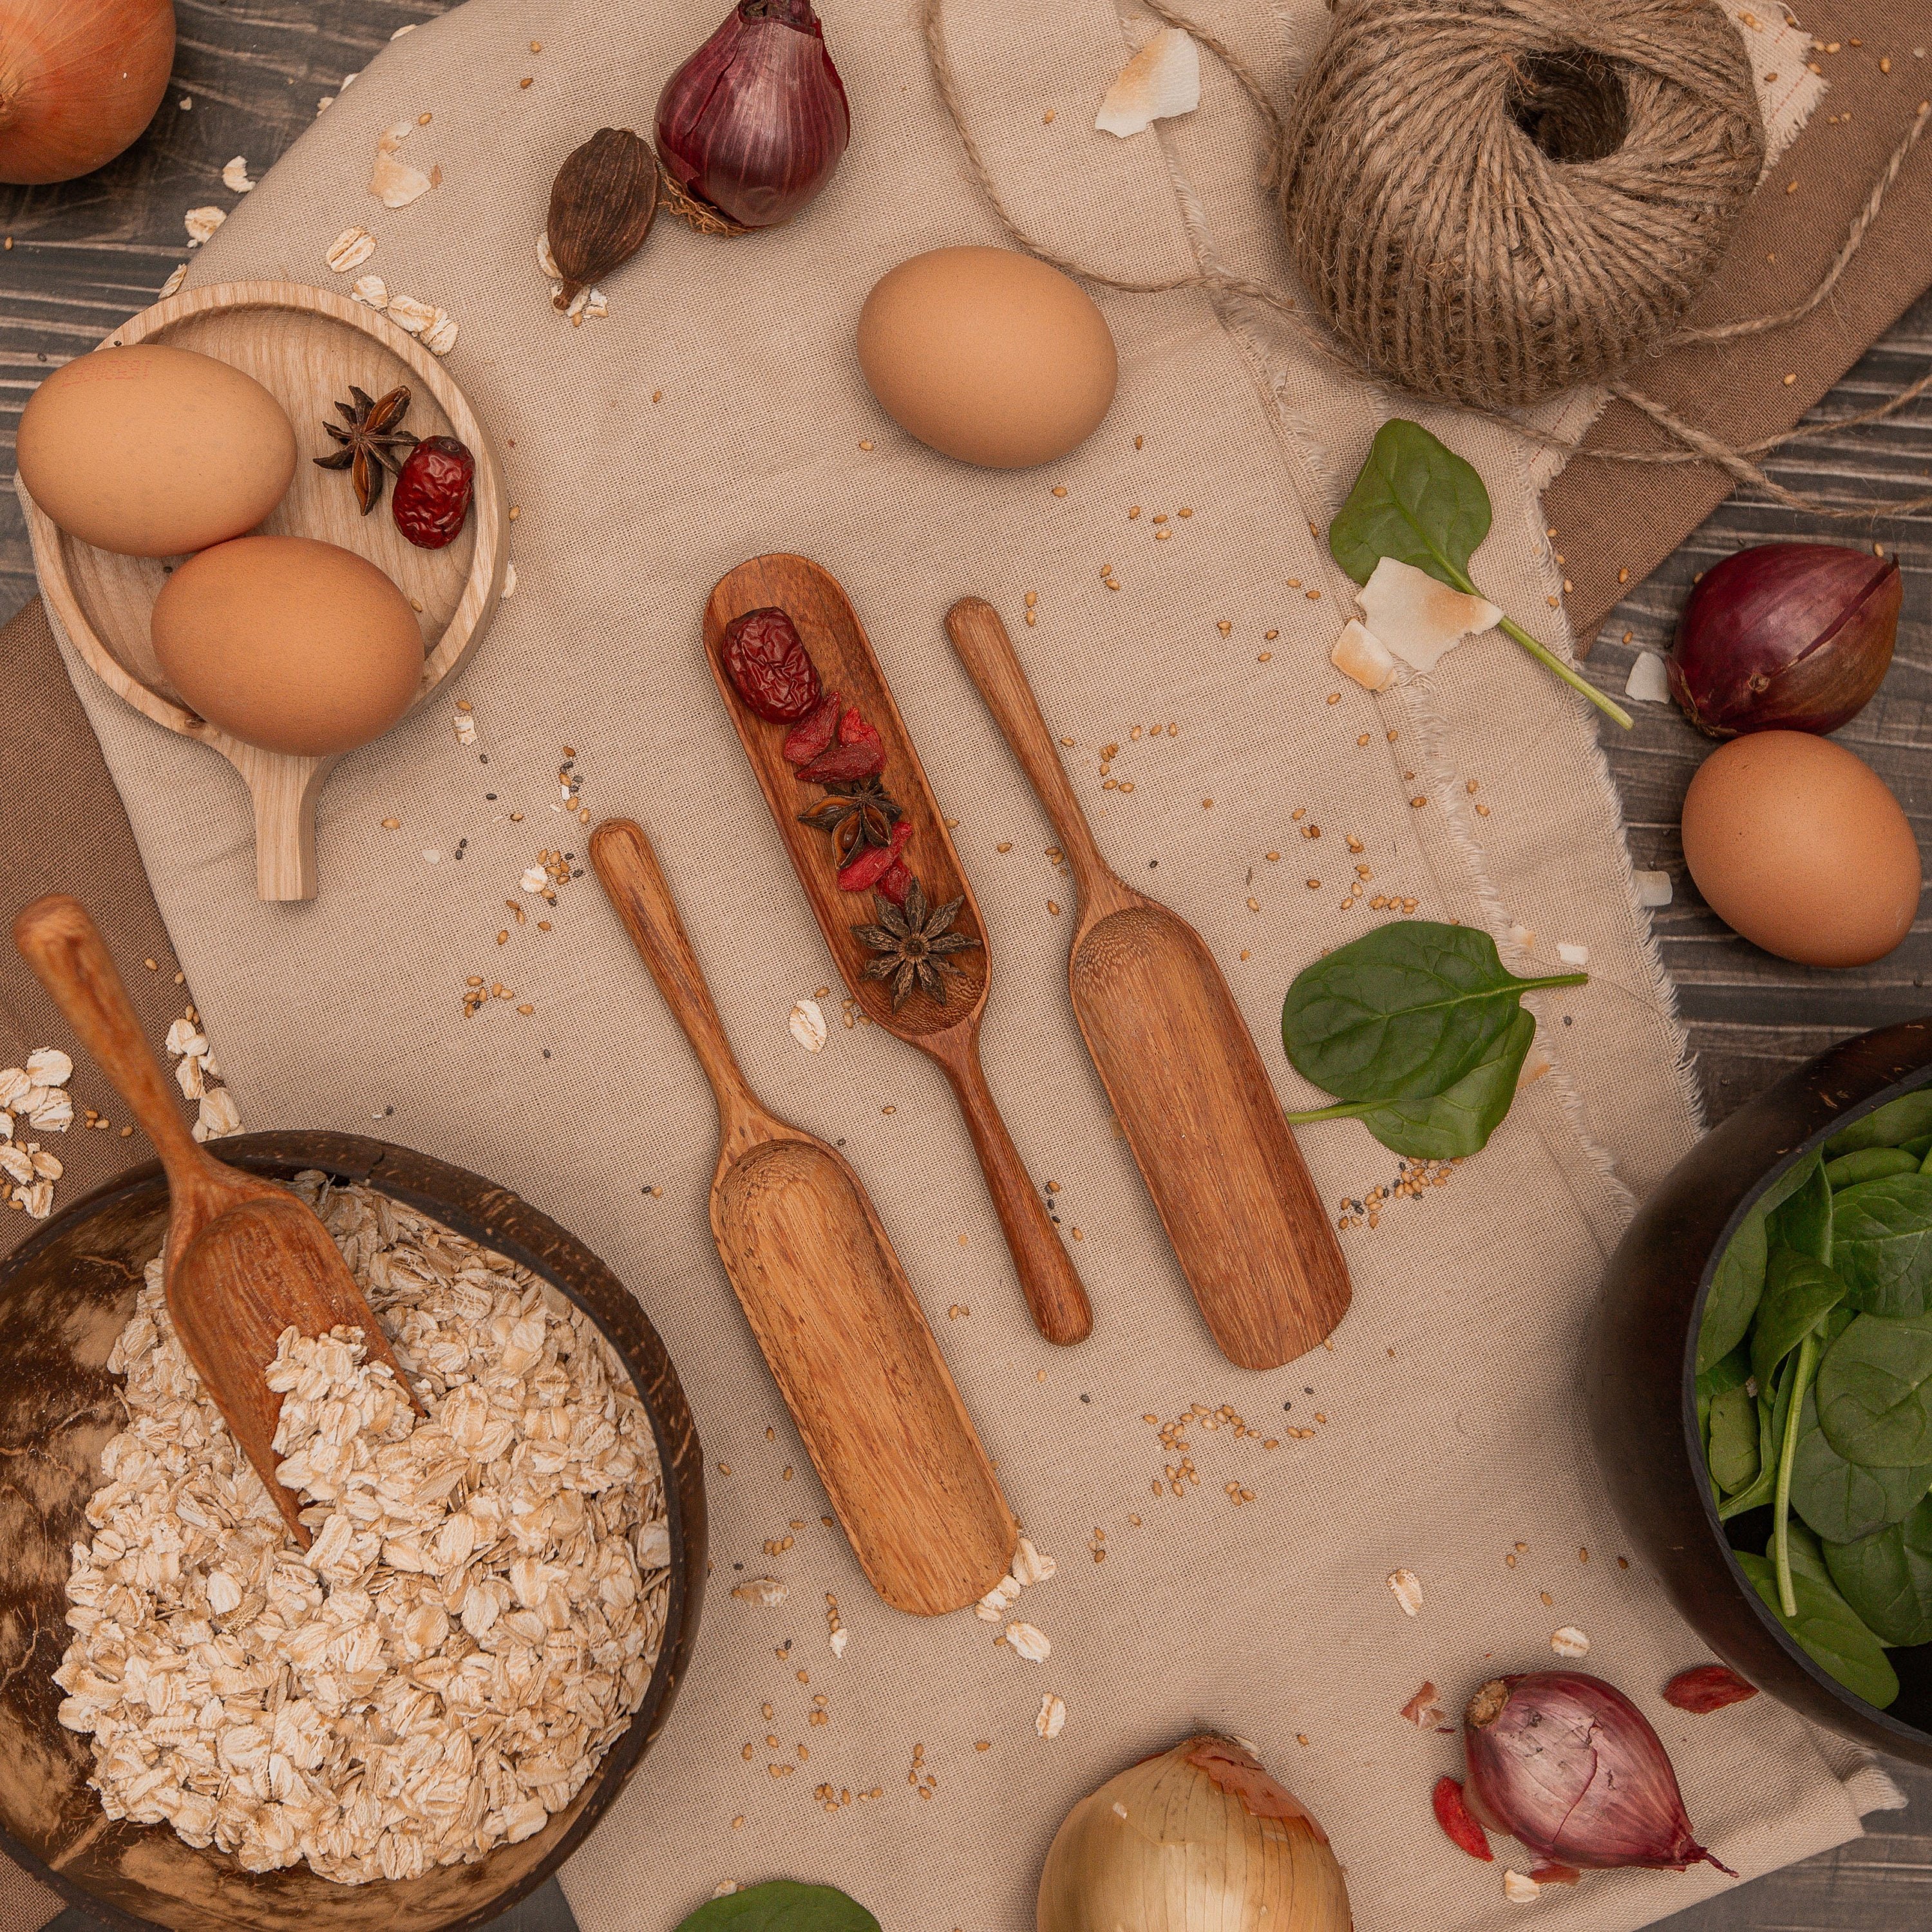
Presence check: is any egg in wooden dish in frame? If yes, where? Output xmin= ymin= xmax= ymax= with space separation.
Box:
xmin=1680 ymin=730 xmax=1920 ymax=967
xmin=857 ymin=247 xmax=1117 ymax=468
xmin=17 ymin=343 xmax=297 ymax=558
xmin=150 ymin=536 xmax=423 ymax=757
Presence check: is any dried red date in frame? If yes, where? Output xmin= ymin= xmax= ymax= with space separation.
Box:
xmin=391 ymin=435 xmax=474 ymax=549
xmin=1432 ymin=1776 xmax=1493 ymax=1861
xmin=723 ymin=607 xmax=820 ymax=721
xmin=782 ymin=688 xmax=842 ymax=765
xmin=1662 ymin=1665 xmax=1757 ymax=1713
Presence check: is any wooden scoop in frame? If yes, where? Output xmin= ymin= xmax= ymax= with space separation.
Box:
xmin=589 ymin=818 xmax=1017 ymax=1616
xmin=705 ymin=554 xmax=1092 ymax=1348
xmin=943 ymin=599 xmax=1352 ymax=1370
xmin=12 ymin=895 xmax=421 ymax=1546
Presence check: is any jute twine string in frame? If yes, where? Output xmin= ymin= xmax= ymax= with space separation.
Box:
xmin=920 ymin=0 xmax=1932 ymax=518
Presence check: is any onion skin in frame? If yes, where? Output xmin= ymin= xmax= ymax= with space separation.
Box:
xmin=1037 ymin=1734 xmax=1352 ymax=1932
xmin=1669 ymin=543 xmax=1900 ymax=740
xmin=1463 ymin=1673 xmax=1736 ymax=1876
xmin=0 ymin=0 xmax=174 ymax=185
xmin=654 ymin=0 xmax=849 ymax=231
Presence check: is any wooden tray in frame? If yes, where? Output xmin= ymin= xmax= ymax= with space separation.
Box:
xmin=19 ymin=280 xmax=507 ymax=902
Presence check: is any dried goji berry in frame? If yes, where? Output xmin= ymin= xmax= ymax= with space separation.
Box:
xmin=795 ymin=738 xmax=886 ymax=784
xmin=391 ymin=435 xmax=475 ymax=549
xmin=782 ymin=688 xmax=842 ymax=766
xmin=1662 ymin=1665 xmax=1757 ymax=1713
xmin=1432 ymin=1776 xmax=1493 ymax=1861
xmin=875 ymin=858 xmax=912 ymax=906
xmin=837 ymin=820 xmax=911 ymax=893
xmin=723 ymin=608 xmax=820 ymax=721
xmin=837 ymin=706 xmax=882 ymax=753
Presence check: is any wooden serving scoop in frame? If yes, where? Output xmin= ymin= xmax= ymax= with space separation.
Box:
xmin=704 ymin=553 xmax=1092 ymax=1348
xmin=589 ymin=819 xmax=1018 ymax=1616
xmin=943 ymin=599 xmax=1353 ymax=1370
xmin=12 ymin=895 xmax=422 ymax=1546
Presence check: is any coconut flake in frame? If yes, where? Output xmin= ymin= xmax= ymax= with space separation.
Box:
xmin=1634 ymin=870 xmax=1673 ymax=909
xmin=1096 ymin=27 xmax=1200 ymax=137
xmin=1625 ymin=650 xmax=1672 ymax=703
xmin=1331 ymin=618 xmax=1396 ymax=692
xmin=371 ymin=120 xmax=435 ymax=209
xmin=1555 ymin=941 xmax=1589 ymax=967
xmin=1502 ymin=1870 xmax=1542 ymax=1903
xmin=1358 ymin=556 xmax=1502 ymax=672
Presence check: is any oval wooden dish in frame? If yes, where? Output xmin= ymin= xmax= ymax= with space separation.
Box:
xmin=18 ymin=281 xmax=507 ymax=902
xmin=0 ymin=1131 xmax=705 ymax=1932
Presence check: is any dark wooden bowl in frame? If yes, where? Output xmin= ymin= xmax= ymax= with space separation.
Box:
xmin=1586 ymin=1018 xmax=1932 ymax=1766
xmin=0 ymin=1132 xmax=706 ymax=1931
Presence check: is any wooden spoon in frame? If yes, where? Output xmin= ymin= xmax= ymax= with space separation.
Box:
xmin=943 ymin=598 xmax=1353 ymax=1369
xmin=12 ymin=895 xmax=422 ymax=1546
xmin=704 ymin=553 xmax=1092 ymax=1347
xmin=589 ymin=818 xmax=1017 ymax=1616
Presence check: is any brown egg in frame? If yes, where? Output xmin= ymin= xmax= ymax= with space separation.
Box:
xmin=151 ymin=536 xmax=423 ymax=757
xmin=1681 ymin=730 xmax=1920 ymax=967
xmin=857 ymin=247 xmax=1117 ymax=468
xmin=17 ymin=342 xmax=296 ymax=558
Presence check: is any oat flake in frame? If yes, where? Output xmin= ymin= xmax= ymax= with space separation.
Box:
xmin=1035 ymin=1692 xmax=1066 ymax=1738
xmin=370 ymin=120 xmax=435 ymax=208
xmin=351 ymin=274 xmax=389 ymax=311
xmin=222 ymin=156 xmax=256 ymax=193
xmin=1550 ymin=1625 xmax=1590 ymax=1658
xmin=788 ymin=999 xmax=828 ymax=1054
xmin=184 ymin=205 xmax=225 ymax=245
xmin=1005 ymin=1621 xmax=1050 ymax=1662
xmin=160 ymin=264 xmax=189 ymax=298
xmin=1386 ymin=1567 xmax=1424 ymax=1616
xmin=1502 ymin=1871 xmax=1542 ymax=1903
xmin=327 ymin=226 xmax=377 ymax=274
xmin=731 ymin=1578 xmax=787 ymax=1607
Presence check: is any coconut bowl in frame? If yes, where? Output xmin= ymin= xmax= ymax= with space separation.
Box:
xmin=0 ymin=1132 xmax=705 ymax=1931
xmin=1586 ymin=1018 xmax=1932 ymax=1767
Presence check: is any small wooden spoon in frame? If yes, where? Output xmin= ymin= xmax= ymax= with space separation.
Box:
xmin=589 ymin=818 xmax=1017 ymax=1616
xmin=13 ymin=895 xmax=421 ymax=1546
xmin=705 ymin=553 xmax=1092 ymax=1347
xmin=943 ymin=598 xmax=1352 ymax=1370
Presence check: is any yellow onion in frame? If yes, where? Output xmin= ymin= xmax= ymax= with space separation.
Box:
xmin=0 ymin=0 xmax=174 ymax=185
xmin=1037 ymin=1734 xmax=1352 ymax=1932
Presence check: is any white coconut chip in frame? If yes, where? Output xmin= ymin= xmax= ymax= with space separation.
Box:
xmin=1634 ymin=870 xmax=1673 ymax=909
xmin=1331 ymin=618 xmax=1396 ymax=692
xmin=1555 ymin=941 xmax=1589 ymax=967
xmin=1358 ymin=556 xmax=1502 ymax=673
xmin=1502 ymin=1870 xmax=1542 ymax=1903
xmin=1625 ymin=650 xmax=1672 ymax=703
xmin=1095 ymin=26 xmax=1200 ymax=137
xmin=370 ymin=120 xmax=435 ymax=209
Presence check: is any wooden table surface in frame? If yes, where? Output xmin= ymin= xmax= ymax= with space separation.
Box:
xmin=1 ymin=3 xmax=1927 ymax=1927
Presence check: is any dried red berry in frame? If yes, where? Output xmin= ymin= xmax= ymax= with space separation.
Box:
xmin=837 ymin=705 xmax=882 ymax=752
xmin=875 ymin=857 xmax=912 ymax=906
xmin=391 ymin=435 xmax=474 ymax=549
xmin=1662 ymin=1665 xmax=1757 ymax=1714
xmin=782 ymin=688 xmax=842 ymax=765
xmin=795 ymin=737 xmax=885 ymax=784
xmin=1432 ymin=1776 xmax=1493 ymax=1862
xmin=837 ymin=819 xmax=911 ymax=893
xmin=723 ymin=607 xmax=820 ymax=721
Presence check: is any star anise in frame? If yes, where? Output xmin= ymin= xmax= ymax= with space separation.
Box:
xmin=852 ymin=876 xmax=980 ymax=1010
xmin=799 ymin=776 xmax=902 ymax=863
xmin=314 ymin=384 xmax=418 ymax=514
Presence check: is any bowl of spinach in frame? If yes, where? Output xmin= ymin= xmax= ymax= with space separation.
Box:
xmin=1587 ymin=1018 xmax=1932 ymax=1766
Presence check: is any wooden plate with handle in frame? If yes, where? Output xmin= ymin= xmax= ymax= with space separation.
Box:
xmin=18 ymin=280 xmax=506 ymax=902
xmin=704 ymin=554 xmax=1093 ymax=1349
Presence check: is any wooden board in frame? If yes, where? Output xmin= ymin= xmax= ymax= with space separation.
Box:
xmin=19 ymin=279 xmax=506 ymax=902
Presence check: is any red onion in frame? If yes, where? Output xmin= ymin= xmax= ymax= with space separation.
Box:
xmin=1669 ymin=542 xmax=1900 ymax=739
xmin=654 ymin=0 xmax=849 ymax=232
xmin=1463 ymin=1672 xmax=1736 ymax=1876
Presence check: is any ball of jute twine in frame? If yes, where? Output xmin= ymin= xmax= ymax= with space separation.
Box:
xmin=1275 ymin=0 xmax=1763 ymax=411
xmin=922 ymin=0 xmax=1932 ymax=518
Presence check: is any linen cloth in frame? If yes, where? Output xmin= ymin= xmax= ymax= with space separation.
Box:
xmin=16 ymin=1 xmax=1911 ymax=1927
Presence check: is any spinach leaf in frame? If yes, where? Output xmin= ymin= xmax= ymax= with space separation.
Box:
xmin=1768 ymin=1159 xmax=1833 ymax=1266
xmin=675 ymin=1884 xmax=882 ymax=1932
xmin=1826 ymin=1148 xmax=1923 ymax=1189
xmin=1824 ymin=1088 xmax=1932 ymax=1159
xmin=1280 ymin=921 xmax=1583 ymax=1103
xmin=1707 ymin=1383 xmax=1761 ymax=1495
xmin=1783 ymin=1518 xmax=1833 ymax=1587
xmin=1790 ymin=1387 xmax=1932 ymax=1544
xmin=1823 ymin=1496 xmax=1932 ymax=1647
xmin=1735 ymin=1551 xmax=1899 ymax=1708
xmin=1698 ymin=1344 xmax=1752 ymax=1399
xmin=1326 ymin=419 xmax=1631 ymax=729
xmin=1830 ymin=1174 xmax=1932 ymax=1316
xmin=1751 ymin=1249 xmax=1847 ymax=1392
xmin=1698 ymin=1204 xmax=1769 ymax=1374
xmin=1718 ymin=1364 xmax=1791 ymax=1520
xmin=1758 ymin=1151 xmax=1827 ymax=1223
xmin=1818 ymin=1312 xmax=1932 ymax=1468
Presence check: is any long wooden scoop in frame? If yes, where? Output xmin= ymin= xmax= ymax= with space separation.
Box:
xmin=589 ymin=818 xmax=1017 ymax=1615
xmin=13 ymin=895 xmax=421 ymax=1546
xmin=943 ymin=599 xmax=1352 ymax=1369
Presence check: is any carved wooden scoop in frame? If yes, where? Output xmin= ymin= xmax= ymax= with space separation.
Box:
xmin=590 ymin=818 xmax=1017 ymax=1616
xmin=13 ymin=896 xmax=421 ymax=1546
xmin=943 ymin=599 xmax=1353 ymax=1369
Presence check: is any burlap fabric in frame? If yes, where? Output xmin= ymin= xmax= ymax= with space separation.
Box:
xmin=15 ymin=0 xmax=1914 ymax=1927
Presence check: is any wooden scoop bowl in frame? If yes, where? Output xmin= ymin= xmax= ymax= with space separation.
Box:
xmin=12 ymin=896 xmax=422 ymax=1545
xmin=705 ymin=553 xmax=1092 ymax=1348
xmin=944 ymin=598 xmax=1352 ymax=1370
xmin=590 ymin=818 xmax=1017 ymax=1616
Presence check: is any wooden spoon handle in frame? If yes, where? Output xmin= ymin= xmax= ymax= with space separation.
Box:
xmin=944 ymin=597 xmax=1120 ymax=913
xmin=938 ymin=1037 xmax=1092 ymax=1346
xmin=13 ymin=895 xmax=206 ymax=1183
xmin=589 ymin=820 xmax=764 ymax=1137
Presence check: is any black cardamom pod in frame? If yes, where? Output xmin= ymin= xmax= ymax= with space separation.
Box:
xmin=546 ymin=127 xmax=659 ymax=310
